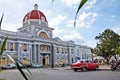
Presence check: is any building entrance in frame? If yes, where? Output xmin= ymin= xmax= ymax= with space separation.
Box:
xmin=41 ymin=54 xmax=49 ymax=66
xmin=42 ymin=57 xmax=45 ymax=66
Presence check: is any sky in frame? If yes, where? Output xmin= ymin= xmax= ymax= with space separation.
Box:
xmin=0 ymin=0 xmax=120 ymax=48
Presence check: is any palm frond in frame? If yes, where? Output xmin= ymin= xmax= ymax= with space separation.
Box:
xmin=74 ymin=0 xmax=88 ymax=27
xmin=0 ymin=13 xmax=4 ymax=29
xmin=16 ymin=62 xmax=28 ymax=80
xmin=7 ymin=54 xmax=33 ymax=80
xmin=15 ymin=58 xmax=33 ymax=77
xmin=0 ymin=37 xmax=8 ymax=55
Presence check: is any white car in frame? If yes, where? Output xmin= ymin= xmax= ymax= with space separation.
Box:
xmin=32 ymin=64 xmax=43 ymax=68
xmin=2 ymin=64 xmax=16 ymax=69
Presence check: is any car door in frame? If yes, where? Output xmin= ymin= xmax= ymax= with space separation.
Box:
xmin=87 ymin=61 xmax=94 ymax=69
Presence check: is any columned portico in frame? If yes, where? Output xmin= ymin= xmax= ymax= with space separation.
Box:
xmin=40 ymin=54 xmax=50 ymax=66
xmin=39 ymin=43 xmax=51 ymax=66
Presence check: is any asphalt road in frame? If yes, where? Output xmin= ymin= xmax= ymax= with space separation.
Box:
xmin=0 ymin=68 xmax=120 ymax=80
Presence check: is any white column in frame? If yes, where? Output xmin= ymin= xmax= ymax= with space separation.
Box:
xmin=48 ymin=54 xmax=49 ymax=65
xmin=29 ymin=45 xmax=32 ymax=62
xmin=40 ymin=56 xmax=43 ymax=64
xmin=34 ymin=44 xmax=37 ymax=63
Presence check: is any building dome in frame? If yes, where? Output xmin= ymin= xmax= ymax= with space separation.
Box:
xmin=23 ymin=4 xmax=47 ymax=23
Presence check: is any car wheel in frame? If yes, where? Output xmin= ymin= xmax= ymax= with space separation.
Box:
xmin=82 ymin=67 xmax=88 ymax=72
xmin=95 ymin=66 xmax=99 ymax=70
xmin=74 ymin=68 xmax=78 ymax=72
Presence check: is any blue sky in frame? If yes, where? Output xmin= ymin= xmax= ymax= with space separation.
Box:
xmin=0 ymin=0 xmax=120 ymax=48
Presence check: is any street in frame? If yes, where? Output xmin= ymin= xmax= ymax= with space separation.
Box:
xmin=0 ymin=68 xmax=120 ymax=80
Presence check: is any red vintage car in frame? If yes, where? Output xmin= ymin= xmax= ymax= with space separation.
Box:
xmin=70 ymin=61 xmax=99 ymax=71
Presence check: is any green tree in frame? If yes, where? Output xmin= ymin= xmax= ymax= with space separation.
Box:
xmin=115 ymin=46 xmax=120 ymax=55
xmin=95 ymin=28 xmax=120 ymax=63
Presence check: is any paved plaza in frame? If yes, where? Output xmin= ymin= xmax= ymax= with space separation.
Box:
xmin=0 ymin=65 xmax=120 ymax=80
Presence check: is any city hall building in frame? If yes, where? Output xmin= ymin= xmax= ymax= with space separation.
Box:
xmin=0 ymin=4 xmax=92 ymax=66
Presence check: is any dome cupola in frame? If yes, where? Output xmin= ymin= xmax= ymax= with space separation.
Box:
xmin=23 ymin=4 xmax=48 ymax=26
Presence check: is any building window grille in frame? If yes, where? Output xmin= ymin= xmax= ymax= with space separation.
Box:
xmin=23 ymin=44 xmax=27 ymax=51
xmin=56 ymin=47 xmax=59 ymax=53
xmin=10 ymin=43 xmax=14 ymax=51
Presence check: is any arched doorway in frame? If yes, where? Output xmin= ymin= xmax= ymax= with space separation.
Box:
xmin=42 ymin=57 xmax=45 ymax=66
xmin=41 ymin=54 xmax=49 ymax=66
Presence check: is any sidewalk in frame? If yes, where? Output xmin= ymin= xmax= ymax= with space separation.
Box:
xmin=99 ymin=65 xmax=111 ymax=70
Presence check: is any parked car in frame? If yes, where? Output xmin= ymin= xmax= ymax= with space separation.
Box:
xmin=1 ymin=64 xmax=16 ymax=69
xmin=24 ymin=64 xmax=32 ymax=67
xmin=70 ymin=60 xmax=99 ymax=71
xmin=32 ymin=64 xmax=43 ymax=68
xmin=20 ymin=64 xmax=32 ymax=68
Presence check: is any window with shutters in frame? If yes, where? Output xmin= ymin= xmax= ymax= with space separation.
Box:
xmin=56 ymin=47 xmax=59 ymax=53
xmin=23 ymin=44 xmax=27 ymax=51
xmin=10 ymin=43 xmax=14 ymax=51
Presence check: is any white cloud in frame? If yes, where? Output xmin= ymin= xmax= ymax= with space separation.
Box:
xmin=78 ymin=12 xmax=92 ymax=21
xmin=44 ymin=10 xmax=52 ymax=23
xmin=49 ymin=14 xmax=67 ymax=27
xmin=110 ymin=15 xmax=116 ymax=18
xmin=1 ymin=23 xmax=22 ymax=32
xmin=86 ymin=39 xmax=97 ymax=48
xmin=62 ymin=31 xmax=85 ymax=44
xmin=85 ymin=0 xmax=96 ymax=10
xmin=77 ymin=12 xmax=98 ymax=28
xmin=67 ymin=12 xmax=98 ymax=28
xmin=53 ymin=27 xmax=65 ymax=37
xmin=61 ymin=0 xmax=80 ymax=7
xmin=112 ymin=26 xmax=120 ymax=35
xmin=0 ymin=0 xmax=26 ymax=10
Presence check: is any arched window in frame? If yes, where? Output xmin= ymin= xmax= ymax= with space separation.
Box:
xmin=1 ymin=57 xmax=6 ymax=65
xmin=39 ymin=32 xmax=48 ymax=38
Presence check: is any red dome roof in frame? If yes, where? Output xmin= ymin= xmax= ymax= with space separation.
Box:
xmin=23 ymin=4 xmax=47 ymax=22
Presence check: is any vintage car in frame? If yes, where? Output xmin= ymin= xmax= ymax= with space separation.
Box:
xmin=70 ymin=61 xmax=99 ymax=71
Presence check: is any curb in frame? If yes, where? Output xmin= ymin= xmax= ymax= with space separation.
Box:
xmin=96 ymin=69 xmax=111 ymax=71
xmin=48 ymin=68 xmax=111 ymax=71
xmin=64 ymin=68 xmax=111 ymax=71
